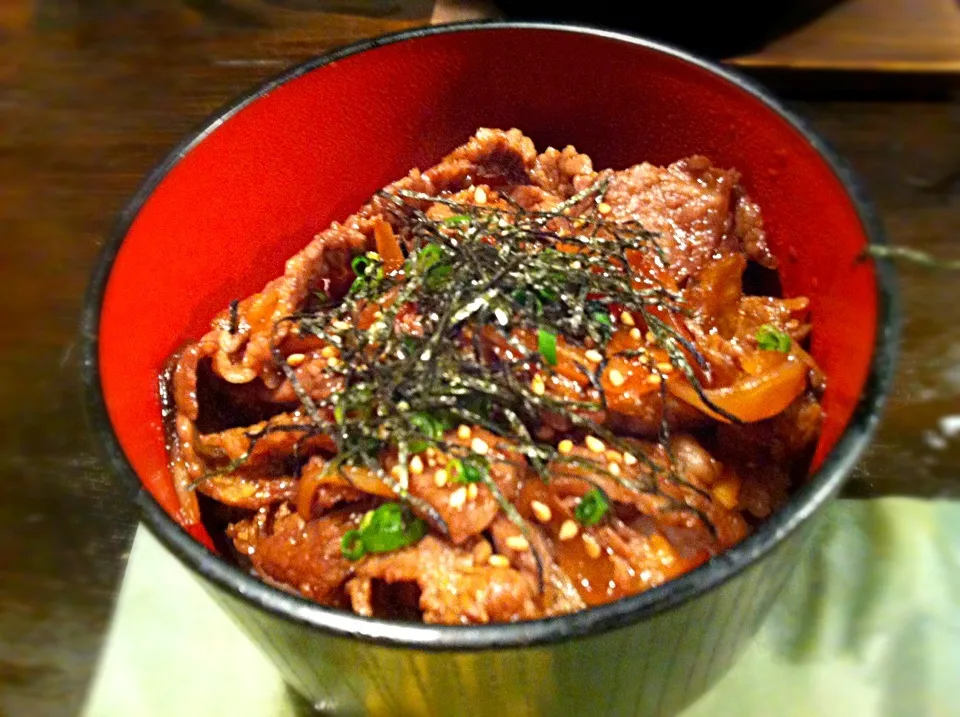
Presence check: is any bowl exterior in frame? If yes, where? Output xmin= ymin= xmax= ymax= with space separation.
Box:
xmin=201 ymin=520 xmax=814 ymax=716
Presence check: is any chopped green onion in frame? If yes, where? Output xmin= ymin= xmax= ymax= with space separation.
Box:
xmin=442 ymin=214 xmax=472 ymax=225
xmin=756 ymin=325 xmax=792 ymax=352
xmin=409 ymin=412 xmax=444 ymax=440
xmin=537 ymin=285 xmax=559 ymax=303
xmin=360 ymin=503 xmax=428 ymax=555
xmin=418 ymin=244 xmax=444 ymax=269
xmin=340 ymin=530 xmax=366 ymax=560
xmin=407 ymin=412 xmax=444 ymax=453
xmin=359 ymin=509 xmax=375 ymax=532
xmin=425 ymin=264 xmax=453 ymax=290
xmin=513 ymin=289 xmax=543 ymax=315
xmin=538 ymin=328 xmax=558 ymax=366
xmin=449 ymin=454 xmax=487 ymax=484
xmin=351 ymin=255 xmax=371 ymax=276
xmin=574 ymin=488 xmax=610 ymax=526
xmin=341 ymin=503 xmax=428 ymax=560
xmin=592 ymin=312 xmax=612 ymax=326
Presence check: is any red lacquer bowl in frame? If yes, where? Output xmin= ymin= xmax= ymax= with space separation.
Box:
xmin=83 ymin=22 xmax=898 ymax=717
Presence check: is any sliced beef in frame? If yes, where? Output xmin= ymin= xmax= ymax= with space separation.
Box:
xmin=714 ymin=391 xmax=823 ymax=519
xmin=228 ymin=506 xmax=363 ymax=603
xmin=346 ymin=536 xmax=539 ymax=624
xmin=604 ymin=155 xmax=773 ymax=283
xmin=530 ymin=144 xmax=596 ymax=198
xmin=546 ymin=434 xmax=748 ymax=550
xmin=488 ymin=515 xmax=586 ymax=617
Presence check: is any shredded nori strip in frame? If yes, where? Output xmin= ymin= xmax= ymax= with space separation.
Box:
xmin=194 ymin=181 xmax=733 ymax=547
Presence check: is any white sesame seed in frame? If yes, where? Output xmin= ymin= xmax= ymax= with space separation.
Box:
xmin=471 ymin=437 xmax=489 ymax=455
xmin=286 ymin=353 xmax=306 ymax=367
xmin=558 ymin=520 xmax=579 ymax=541
xmin=457 ymin=425 xmax=472 ymax=440
xmin=585 ymin=436 xmax=605 ymax=453
xmin=449 ymin=487 xmax=467 ymax=508
xmin=657 ymin=362 xmax=674 ymax=373
xmin=505 ymin=535 xmax=530 ymax=551
xmin=647 ymin=374 xmax=663 ymax=386
xmin=571 ymin=260 xmax=582 ymax=270
xmin=373 ymin=310 xmax=383 ymax=320
xmin=531 ymin=500 xmax=552 ymax=523
xmin=558 ymin=439 xmax=574 ymax=455
xmin=605 ymin=449 xmax=621 ymax=462
xmin=598 ymin=202 xmax=612 ymax=215
xmin=584 ymin=349 xmax=604 ymax=363
xmin=474 ymin=187 xmax=487 ymax=205
xmin=467 ymin=483 xmax=479 ymax=500
xmin=488 ymin=554 xmax=510 ymax=568
xmin=409 ymin=455 xmax=424 ymax=475
xmin=623 ymin=452 xmax=638 ymax=466
xmin=621 ymin=311 xmax=636 ymax=327
xmin=582 ymin=533 xmax=602 ymax=559
xmin=531 ymin=375 xmax=545 ymax=396
xmin=630 ymin=327 xmax=642 ymax=340
xmin=608 ymin=368 xmax=626 ymax=387
xmin=326 ymin=357 xmax=341 ymax=369
xmin=607 ymin=461 xmax=621 ymax=476
xmin=320 ymin=346 xmax=338 ymax=359
xmin=645 ymin=331 xmax=656 ymax=343
xmin=434 ymin=469 xmax=448 ymax=487
xmin=390 ymin=465 xmax=402 ymax=477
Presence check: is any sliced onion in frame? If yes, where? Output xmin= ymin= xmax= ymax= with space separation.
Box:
xmin=667 ymin=355 xmax=807 ymax=423
xmin=297 ymin=460 xmax=394 ymax=518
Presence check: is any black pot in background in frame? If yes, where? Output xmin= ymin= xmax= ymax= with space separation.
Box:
xmin=494 ymin=0 xmax=844 ymax=57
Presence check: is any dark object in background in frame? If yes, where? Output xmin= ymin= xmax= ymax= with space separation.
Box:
xmin=495 ymin=0 xmax=844 ymax=58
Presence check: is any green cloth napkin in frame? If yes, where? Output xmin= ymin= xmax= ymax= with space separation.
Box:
xmin=83 ymin=499 xmax=960 ymax=717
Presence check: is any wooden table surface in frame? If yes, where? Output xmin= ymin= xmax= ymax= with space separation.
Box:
xmin=1 ymin=2 xmax=958 ymax=716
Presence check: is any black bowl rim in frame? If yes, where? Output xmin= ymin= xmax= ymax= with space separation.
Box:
xmin=81 ymin=20 xmax=900 ymax=651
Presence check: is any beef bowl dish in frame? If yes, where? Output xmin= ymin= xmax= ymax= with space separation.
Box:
xmin=165 ymin=127 xmax=828 ymax=623
xmin=85 ymin=22 xmax=897 ymax=717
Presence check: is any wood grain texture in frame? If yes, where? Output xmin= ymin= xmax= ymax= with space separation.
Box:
xmin=0 ymin=2 xmax=957 ymax=716
xmin=432 ymin=0 xmax=960 ymax=72
xmin=734 ymin=0 xmax=960 ymax=72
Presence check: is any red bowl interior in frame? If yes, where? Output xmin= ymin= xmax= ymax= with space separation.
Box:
xmin=98 ymin=26 xmax=879 ymax=548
